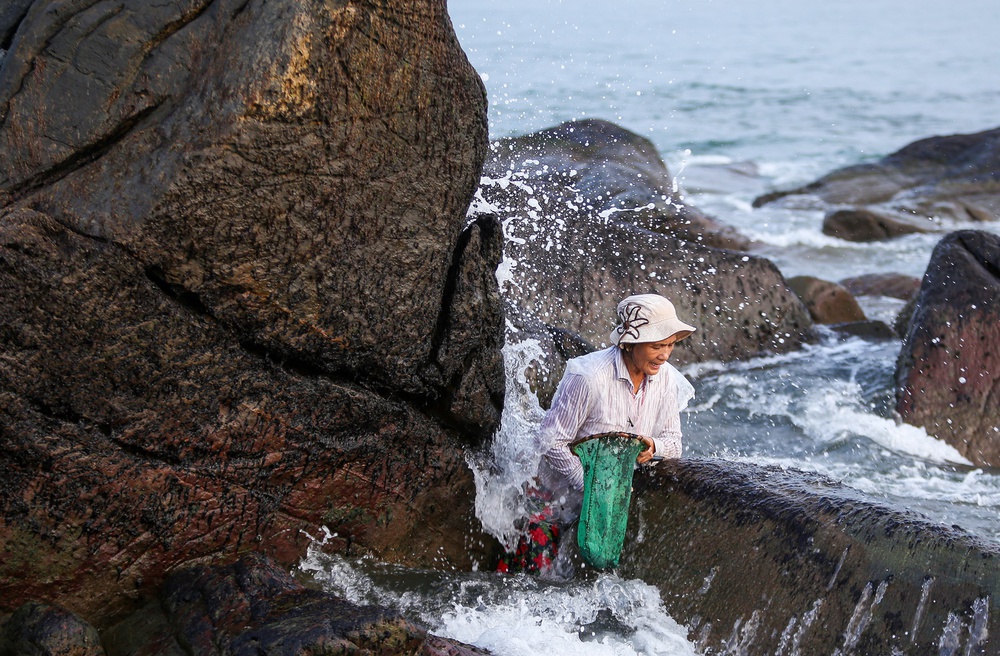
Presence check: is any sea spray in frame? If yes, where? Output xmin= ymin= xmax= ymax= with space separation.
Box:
xmin=468 ymin=336 xmax=548 ymax=551
xmin=299 ymin=539 xmax=696 ymax=656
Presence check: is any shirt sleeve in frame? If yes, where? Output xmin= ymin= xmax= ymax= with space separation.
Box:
xmin=652 ymin=371 xmax=683 ymax=460
xmin=538 ymin=372 xmax=593 ymax=491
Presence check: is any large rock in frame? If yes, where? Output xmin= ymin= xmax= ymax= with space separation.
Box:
xmin=484 ymin=118 xmax=750 ymax=251
xmin=479 ymin=119 xmax=814 ymax=403
xmin=101 ymin=553 xmax=488 ymax=656
xmin=0 ymin=0 xmax=502 ymax=624
xmin=895 ymin=230 xmax=1000 ymax=465
xmin=623 ymin=459 xmax=999 ymax=656
xmin=755 ymin=127 xmax=1000 ymax=223
xmin=0 ymin=602 xmax=104 ymax=656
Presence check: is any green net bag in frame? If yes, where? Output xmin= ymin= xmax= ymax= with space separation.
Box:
xmin=570 ymin=432 xmax=645 ymax=570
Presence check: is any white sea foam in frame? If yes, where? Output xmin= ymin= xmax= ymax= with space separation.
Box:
xmin=299 ymin=544 xmax=696 ymax=656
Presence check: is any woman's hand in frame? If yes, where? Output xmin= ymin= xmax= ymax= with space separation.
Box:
xmin=636 ymin=435 xmax=655 ymax=464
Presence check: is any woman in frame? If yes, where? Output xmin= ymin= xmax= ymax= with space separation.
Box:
xmin=498 ymin=293 xmax=696 ymax=575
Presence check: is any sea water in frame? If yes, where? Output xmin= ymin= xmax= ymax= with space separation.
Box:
xmin=303 ymin=2 xmax=1000 ymax=651
xmin=446 ymin=0 xmax=1000 ymax=543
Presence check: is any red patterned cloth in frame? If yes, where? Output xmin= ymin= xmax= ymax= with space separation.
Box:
xmin=496 ymin=515 xmax=561 ymax=574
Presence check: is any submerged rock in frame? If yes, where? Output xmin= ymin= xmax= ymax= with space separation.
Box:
xmin=623 ymin=459 xmax=999 ymax=656
xmin=102 ymin=553 xmax=488 ymax=656
xmin=0 ymin=0 xmax=502 ymax=623
xmin=480 ymin=119 xmax=814 ymax=403
xmin=755 ymin=126 xmax=1000 ymax=223
xmin=895 ymin=230 xmax=1000 ymax=466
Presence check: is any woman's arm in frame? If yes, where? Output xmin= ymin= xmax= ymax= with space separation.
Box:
xmin=652 ymin=373 xmax=683 ymax=460
xmin=538 ymin=373 xmax=592 ymax=490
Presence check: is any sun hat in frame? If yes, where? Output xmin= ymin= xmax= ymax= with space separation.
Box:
xmin=609 ymin=294 xmax=696 ymax=346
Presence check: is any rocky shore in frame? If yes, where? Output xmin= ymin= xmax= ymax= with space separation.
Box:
xmin=2 ymin=0 xmax=1000 ymax=654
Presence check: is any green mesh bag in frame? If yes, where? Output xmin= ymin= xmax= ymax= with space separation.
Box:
xmin=570 ymin=432 xmax=645 ymax=570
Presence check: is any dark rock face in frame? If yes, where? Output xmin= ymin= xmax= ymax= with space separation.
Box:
xmin=480 ymin=119 xmax=814 ymax=403
xmin=484 ymin=118 xmax=751 ymax=251
xmin=822 ymin=207 xmax=932 ymax=242
xmin=623 ymin=459 xmax=999 ymax=656
xmin=840 ymin=272 xmax=922 ymax=300
xmin=101 ymin=553 xmax=488 ymax=656
xmin=755 ymin=127 xmax=1000 ymax=223
xmin=787 ymin=276 xmax=867 ymax=324
xmin=0 ymin=602 xmax=104 ymax=656
xmin=0 ymin=0 xmax=502 ymax=623
xmin=895 ymin=230 xmax=1000 ymax=465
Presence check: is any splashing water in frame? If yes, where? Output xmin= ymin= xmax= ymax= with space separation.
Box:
xmin=299 ymin=540 xmax=696 ymax=656
xmin=468 ymin=337 xmax=548 ymax=551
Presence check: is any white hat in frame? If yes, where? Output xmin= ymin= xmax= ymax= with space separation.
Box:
xmin=609 ymin=294 xmax=696 ymax=346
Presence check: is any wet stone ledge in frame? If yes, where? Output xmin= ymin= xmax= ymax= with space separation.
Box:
xmin=621 ymin=458 xmax=996 ymax=656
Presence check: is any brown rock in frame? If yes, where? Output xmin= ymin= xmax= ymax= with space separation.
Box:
xmin=822 ymin=208 xmax=932 ymax=242
xmin=0 ymin=0 xmax=502 ymax=624
xmin=896 ymin=230 xmax=1000 ymax=466
xmin=787 ymin=276 xmax=867 ymax=324
xmin=839 ymin=272 xmax=922 ymax=300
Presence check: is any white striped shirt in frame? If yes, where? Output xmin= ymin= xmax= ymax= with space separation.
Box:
xmin=537 ymin=346 xmax=695 ymax=492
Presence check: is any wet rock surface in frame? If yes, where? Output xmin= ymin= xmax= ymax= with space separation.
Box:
xmin=0 ymin=602 xmax=105 ymax=656
xmin=479 ymin=119 xmax=815 ymax=403
xmin=101 ymin=553 xmax=488 ymax=656
xmin=0 ymin=0 xmax=502 ymax=623
xmin=787 ymin=276 xmax=867 ymax=324
xmin=822 ymin=207 xmax=932 ymax=242
xmin=895 ymin=230 xmax=1000 ymax=466
xmin=623 ymin=459 xmax=998 ymax=656
xmin=484 ymin=119 xmax=751 ymax=251
xmin=755 ymin=126 xmax=1000 ymax=223
xmin=839 ymin=272 xmax=922 ymax=301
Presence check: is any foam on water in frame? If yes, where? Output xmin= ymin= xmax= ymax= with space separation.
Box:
xmin=299 ymin=541 xmax=696 ymax=656
xmin=683 ymin=335 xmax=1000 ymax=539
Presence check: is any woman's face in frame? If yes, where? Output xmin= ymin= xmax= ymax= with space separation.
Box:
xmin=630 ymin=333 xmax=687 ymax=377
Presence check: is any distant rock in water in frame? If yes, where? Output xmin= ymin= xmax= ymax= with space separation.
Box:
xmin=0 ymin=0 xmax=502 ymax=623
xmin=896 ymin=230 xmax=1000 ymax=465
xmin=480 ymin=118 xmax=814 ymax=402
xmin=822 ymin=207 xmax=932 ymax=242
xmin=840 ymin=272 xmax=922 ymax=301
xmin=624 ymin=459 xmax=998 ymax=656
xmin=787 ymin=276 xmax=867 ymax=324
xmin=755 ymin=126 xmax=1000 ymax=224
